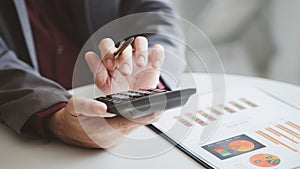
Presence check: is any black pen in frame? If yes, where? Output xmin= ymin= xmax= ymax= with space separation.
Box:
xmin=114 ymin=37 xmax=135 ymax=59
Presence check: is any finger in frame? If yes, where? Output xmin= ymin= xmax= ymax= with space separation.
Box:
xmin=99 ymin=38 xmax=117 ymax=70
xmin=149 ymin=44 xmax=165 ymax=68
xmin=106 ymin=116 xmax=142 ymax=132
xmin=71 ymin=96 xmax=107 ymax=117
xmin=85 ymin=51 xmax=100 ymax=75
xmin=117 ymin=44 xmax=133 ymax=75
xmin=134 ymin=36 xmax=148 ymax=67
xmin=131 ymin=112 xmax=161 ymax=124
xmin=85 ymin=52 xmax=109 ymax=89
xmin=106 ymin=112 xmax=161 ymax=132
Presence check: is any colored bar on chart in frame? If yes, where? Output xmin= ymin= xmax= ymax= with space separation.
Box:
xmin=209 ymin=108 xmax=223 ymax=115
xmin=213 ymin=147 xmax=231 ymax=157
xmin=256 ymin=130 xmax=279 ymax=144
xmin=197 ymin=110 xmax=216 ymax=121
xmin=276 ymin=124 xmax=300 ymax=139
xmin=229 ymin=101 xmax=246 ymax=110
xmin=186 ymin=113 xmax=207 ymax=126
xmin=266 ymin=127 xmax=299 ymax=144
xmin=286 ymin=121 xmax=300 ymax=131
xmin=240 ymin=98 xmax=258 ymax=107
xmin=174 ymin=116 xmax=193 ymax=127
xmin=256 ymin=130 xmax=298 ymax=152
xmin=219 ymin=105 xmax=236 ymax=113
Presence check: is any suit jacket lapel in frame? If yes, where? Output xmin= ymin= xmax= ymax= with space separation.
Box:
xmin=13 ymin=0 xmax=39 ymax=71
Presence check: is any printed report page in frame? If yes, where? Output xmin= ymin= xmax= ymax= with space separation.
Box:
xmin=153 ymin=84 xmax=300 ymax=169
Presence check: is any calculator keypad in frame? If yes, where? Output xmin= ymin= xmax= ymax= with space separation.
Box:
xmin=95 ymin=88 xmax=196 ymax=119
xmin=96 ymin=89 xmax=167 ymax=104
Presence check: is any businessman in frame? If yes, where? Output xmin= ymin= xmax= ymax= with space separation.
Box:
xmin=0 ymin=0 xmax=185 ymax=148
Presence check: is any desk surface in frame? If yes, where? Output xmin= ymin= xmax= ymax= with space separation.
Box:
xmin=1 ymin=74 xmax=300 ymax=169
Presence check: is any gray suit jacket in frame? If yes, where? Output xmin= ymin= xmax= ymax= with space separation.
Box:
xmin=0 ymin=0 xmax=185 ymax=135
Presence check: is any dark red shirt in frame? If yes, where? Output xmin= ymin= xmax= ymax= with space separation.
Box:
xmin=25 ymin=0 xmax=82 ymax=136
xmin=26 ymin=0 xmax=81 ymax=90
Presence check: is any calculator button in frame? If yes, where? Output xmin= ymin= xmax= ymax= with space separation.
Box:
xmin=131 ymin=90 xmax=152 ymax=95
xmin=111 ymin=98 xmax=122 ymax=103
xmin=106 ymin=94 xmax=113 ymax=98
xmin=151 ymin=89 xmax=166 ymax=93
xmin=105 ymin=98 xmax=112 ymax=101
xmin=112 ymin=94 xmax=131 ymax=100
xmin=121 ymin=91 xmax=143 ymax=97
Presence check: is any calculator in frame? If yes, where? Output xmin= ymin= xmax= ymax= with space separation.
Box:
xmin=95 ymin=88 xmax=196 ymax=119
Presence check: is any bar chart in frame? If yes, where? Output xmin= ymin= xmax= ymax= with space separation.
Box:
xmin=256 ymin=121 xmax=300 ymax=152
xmin=174 ymin=116 xmax=193 ymax=127
xmin=174 ymin=97 xmax=259 ymax=128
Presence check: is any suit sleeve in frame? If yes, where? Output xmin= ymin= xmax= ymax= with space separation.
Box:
xmin=0 ymin=36 xmax=71 ymax=135
xmin=119 ymin=0 xmax=186 ymax=90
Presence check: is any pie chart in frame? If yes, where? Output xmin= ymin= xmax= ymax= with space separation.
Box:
xmin=250 ymin=154 xmax=280 ymax=167
xmin=228 ymin=140 xmax=255 ymax=152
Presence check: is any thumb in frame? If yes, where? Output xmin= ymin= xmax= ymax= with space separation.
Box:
xmin=71 ymin=96 xmax=107 ymax=117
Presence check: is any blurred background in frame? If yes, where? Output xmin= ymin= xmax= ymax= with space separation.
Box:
xmin=170 ymin=0 xmax=300 ymax=85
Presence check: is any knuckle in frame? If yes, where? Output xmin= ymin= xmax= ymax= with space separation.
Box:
xmin=95 ymin=80 xmax=105 ymax=90
xmin=119 ymin=120 xmax=131 ymax=129
xmin=119 ymin=52 xmax=132 ymax=63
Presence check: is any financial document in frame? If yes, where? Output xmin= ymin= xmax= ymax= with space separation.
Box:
xmin=153 ymin=84 xmax=300 ymax=169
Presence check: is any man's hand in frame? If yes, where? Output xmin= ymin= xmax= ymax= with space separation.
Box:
xmin=85 ymin=36 xmax=165 ymax=94
xmin=46 ymin=96 xmax=160 ymax=148
xmin=46 ymin=37 xmax=165 ymax=148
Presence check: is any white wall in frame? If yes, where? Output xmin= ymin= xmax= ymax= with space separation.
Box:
xmin=269 ymin=0 xmax=300 ymax=85
xmin=170 ymin=0 xmax=300 ymax=85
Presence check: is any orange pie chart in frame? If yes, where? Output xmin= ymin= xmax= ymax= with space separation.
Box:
xmin=228 ymin=140 xmax=255 ymax=152
xmin=250 ymin=154 xmax=280 ymax=167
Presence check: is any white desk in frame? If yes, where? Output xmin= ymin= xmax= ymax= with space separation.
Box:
xmin=1 ymin=74 xmax=300 ymax=169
